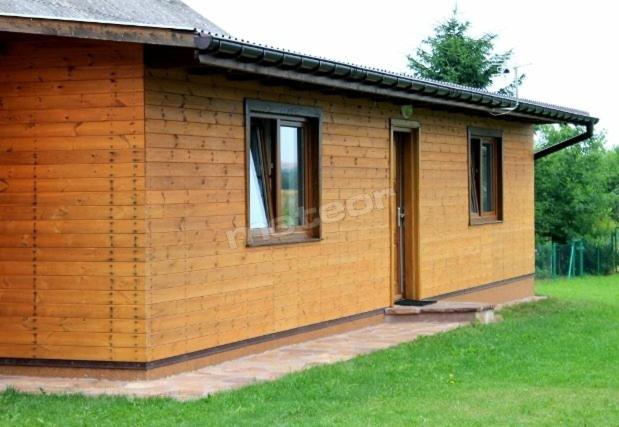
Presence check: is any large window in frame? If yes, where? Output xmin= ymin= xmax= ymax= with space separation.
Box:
xmin=468 ymin=127 xmax=503 ymax=224
xmin=246 ymin=100 xmax=321 ymax=245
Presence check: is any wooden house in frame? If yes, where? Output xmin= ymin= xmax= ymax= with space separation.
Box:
xmin=0 ymin=0 xmax=597 ymax=378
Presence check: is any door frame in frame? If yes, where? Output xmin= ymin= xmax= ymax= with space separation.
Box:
xmin=389 ymin=119 xmax=421 ymax=302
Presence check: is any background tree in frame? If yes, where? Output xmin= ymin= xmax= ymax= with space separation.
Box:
xmin=605 ymin=146 xmax=619 ymax=224
xmin=408 ymin=10 xmax=617 ymax=246
xmin=534 ymin=125 xmax=617 ymax=243
xmin=408 ymin=10 xmax=523 ymax=95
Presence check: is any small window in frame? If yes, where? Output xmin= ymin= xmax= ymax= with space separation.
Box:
xmin=246 ymin=100 xmax=321 ymax=245
xmin=469 ymin=128 xmax=503 ymax=224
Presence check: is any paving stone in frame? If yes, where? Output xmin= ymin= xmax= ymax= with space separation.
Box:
xmin=0 ymin=321 xmax=466 ymax=400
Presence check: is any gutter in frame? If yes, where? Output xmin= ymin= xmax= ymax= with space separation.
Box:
xmin=196 ymin=33 xmax=599 ymax=127
xmin=534 ymin=123 xmax=595 ymax=160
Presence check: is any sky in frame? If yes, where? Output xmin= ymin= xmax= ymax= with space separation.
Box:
xmin=185 ymin=0 xmax=617 ymax=146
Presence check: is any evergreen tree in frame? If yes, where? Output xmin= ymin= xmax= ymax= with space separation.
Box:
xmin=408 ymin=10 xmax=523 ymax=95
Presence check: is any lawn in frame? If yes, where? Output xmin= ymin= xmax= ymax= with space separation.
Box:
xmin=1 ymin=276 xmax=618 ymax=426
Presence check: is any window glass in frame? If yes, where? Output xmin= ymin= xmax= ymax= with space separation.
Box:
xmin=280 ymin=126 xmax=303 ymax=227
xmin=249 ymin=149 xmax=269 ymax=229
xmin=481 ymin=142 xmax=493 ymax=212
xmin=245 ymin=103 xmax=319 ymax=244
xmin=249 ymin=123 xmax=272 ymax=229
xmin=470 ymin=138 xmax=481 ymax=214
xmin=468 ymin=131 xmax=502 ymax=224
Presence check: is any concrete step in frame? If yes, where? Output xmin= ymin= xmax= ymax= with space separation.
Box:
xmin=385 ymin=301 xmax=497 ymax=324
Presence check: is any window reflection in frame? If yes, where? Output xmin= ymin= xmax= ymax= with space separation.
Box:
xmin=280 ymin=126 xmax=303 ymax=227
xmin=481 ymin=143 xmax=493 ymax=212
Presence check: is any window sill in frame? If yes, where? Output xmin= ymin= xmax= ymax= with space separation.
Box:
xmin=469 ymin=217 xmax=503 ymax=226
xmin=246 ymin=235 xmax=322 ymax=248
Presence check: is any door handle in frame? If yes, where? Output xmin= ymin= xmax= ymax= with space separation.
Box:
xmin=397 ymin=206 xmax=405 ymax=227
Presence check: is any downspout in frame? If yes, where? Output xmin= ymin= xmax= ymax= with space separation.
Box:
xmin=534 ymin=123 xmax=595 ymax=160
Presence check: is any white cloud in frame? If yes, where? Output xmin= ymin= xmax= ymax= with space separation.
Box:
xmin=185 ymin=0 xmax=617 ymax=146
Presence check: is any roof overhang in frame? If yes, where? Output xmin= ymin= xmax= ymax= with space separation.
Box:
xmin=195 ymin=34 xmax=598 ymax=127
xmin=0 ymin=15 xmax=599 ymax=128
xmin=0 ymin=14 xmax=200 ymax=47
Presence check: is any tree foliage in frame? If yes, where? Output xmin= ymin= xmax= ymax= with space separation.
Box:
xmin=407 ymin=11 xmax=616 ymax=242
xmin=605 ymin=146 xmax=619 ymax=224
xmin=407 ymin=10 xmax=523 ymax=95
xmin=535 ymin=125 xmax=617 ymax=243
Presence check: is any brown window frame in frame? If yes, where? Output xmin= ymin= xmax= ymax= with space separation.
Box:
xmin=468 ymin=127 xmax=503 ymax=225
xmin=245 ymin=99 xmax=322 ymax=246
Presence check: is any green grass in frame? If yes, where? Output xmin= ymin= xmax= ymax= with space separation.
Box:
xmin=2 ymin=276 xmax=618 ymax=426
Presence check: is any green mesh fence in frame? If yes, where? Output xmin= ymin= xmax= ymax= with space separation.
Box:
xmin=536 ymin=232 xmax=619 ymax=279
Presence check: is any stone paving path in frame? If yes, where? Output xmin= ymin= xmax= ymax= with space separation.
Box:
xmin=0 ymin=321 xmax=463 ymax=400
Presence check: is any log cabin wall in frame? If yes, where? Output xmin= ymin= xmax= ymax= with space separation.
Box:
xmin=0 ymin=34 xmax=533 ymax=366
xmin=0 ymin=35 xmax=147 ymax=362
xmin=144 ymin=69 xmax=395 ymax=361
xmin=415 ymin=116 xmax=535 ymax=298
xmin=143 ymin=68 xmax=534 ymax=361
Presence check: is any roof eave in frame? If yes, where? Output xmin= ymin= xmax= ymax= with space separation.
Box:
xmin=0 ymin=14 xmax=200 ymax=47
xmin=196 ymin=53 xmax=560 ymax=124
xmin=197 ymin=34 xmax=598 ymax=127
xmin=0 ymin=17 xmax=599 ymax=127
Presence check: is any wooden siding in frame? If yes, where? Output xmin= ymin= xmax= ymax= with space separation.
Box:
xmin=0 ymin=36 xmax=534 ymax=365
xmin=143 ymin=69 xmax=534 ymax=361
xmin=0 ymin=35 xmax=146 ymax=362
xmin=415 ymin=116 xmax=535 ymax=298
xmin=144 ymin=70 xmax=393 ymax=361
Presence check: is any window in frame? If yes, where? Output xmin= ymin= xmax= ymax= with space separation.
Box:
xmin=468 ymin=127 xmax=503 ymax=224
xmin=246 ymin=100 xmax=321 ymax=245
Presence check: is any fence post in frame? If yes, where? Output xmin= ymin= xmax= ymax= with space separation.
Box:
xmin=578 ymin=240 xmax=584 ymax=276
xmin=613 ymin=229 xmax=619 ymax=273
xmin=551 ymin=242 xmax=557 ymax=279
xmin=567 ymin=241 xmax=576 ymax=279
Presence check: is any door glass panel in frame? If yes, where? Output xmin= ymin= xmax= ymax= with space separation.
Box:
xmin=481 ymin=142 xmax=493 ymax=212
xmin=280 ymin=126 xmax=303 ymax=227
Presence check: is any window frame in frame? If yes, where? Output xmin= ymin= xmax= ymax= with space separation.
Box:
xmin=245 ymin=99 xmax=322 ymax=246
xmin=467 ymin=127 xmax=504 ymax=226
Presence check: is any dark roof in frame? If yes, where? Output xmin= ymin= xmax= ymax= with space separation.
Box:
xmin=0 ymin=0 xmax=226 ymax=34
xmin=197 ymin=33 xmax=598 ymax=126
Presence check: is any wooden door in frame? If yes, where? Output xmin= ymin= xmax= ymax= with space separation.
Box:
xmin=392 ymin=127 xmax=419 ymax=301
